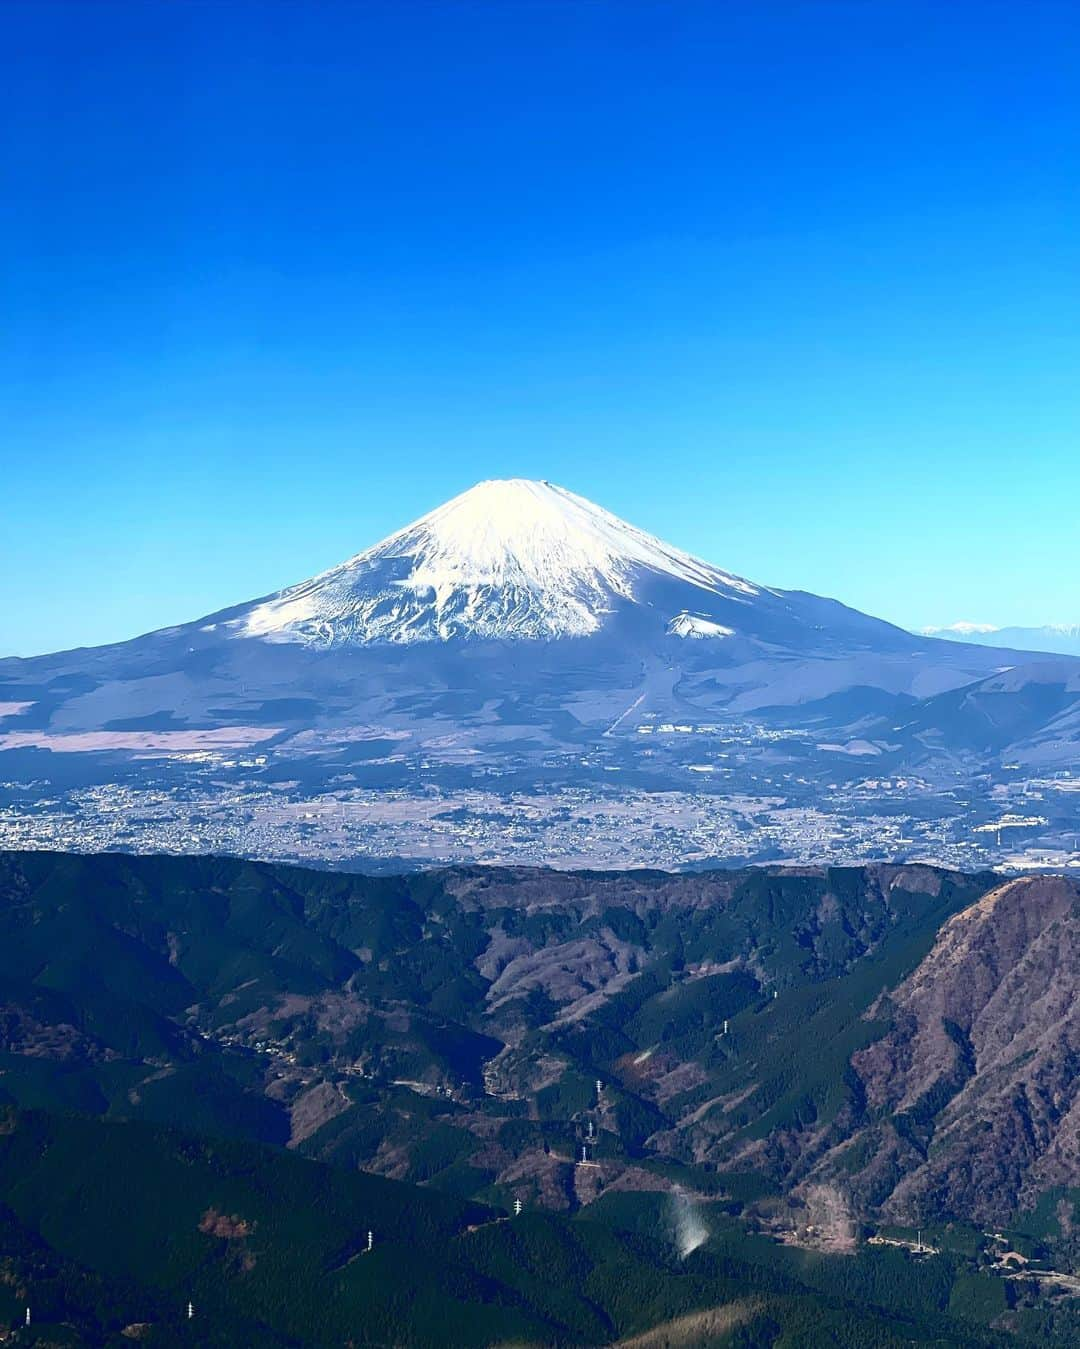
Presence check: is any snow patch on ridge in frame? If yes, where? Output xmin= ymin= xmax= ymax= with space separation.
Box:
xmin=668 ymin=612 xmax=734 ymax=640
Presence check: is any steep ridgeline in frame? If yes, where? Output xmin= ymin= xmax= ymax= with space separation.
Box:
xmin=803 ymin=874 xmax=1080 ymax=1225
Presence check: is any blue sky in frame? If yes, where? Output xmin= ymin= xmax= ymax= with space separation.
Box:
xmin=4 ymin=0 xmax=1079 ymax=656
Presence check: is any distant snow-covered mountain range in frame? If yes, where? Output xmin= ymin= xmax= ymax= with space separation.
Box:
xmin=922 ymin=621 xmax=1080 ymax=657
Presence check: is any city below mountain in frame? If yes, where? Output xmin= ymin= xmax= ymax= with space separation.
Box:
xmin=1 ymin=479 xmax=1079 ymax=873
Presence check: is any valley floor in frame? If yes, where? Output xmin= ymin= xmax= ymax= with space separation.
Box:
xmin=3 ymin=762 xmax=1080 ymax=874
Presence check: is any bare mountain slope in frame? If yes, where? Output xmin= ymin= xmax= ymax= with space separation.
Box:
xmin=806 ymin=874 xmax=1080 ymax=1223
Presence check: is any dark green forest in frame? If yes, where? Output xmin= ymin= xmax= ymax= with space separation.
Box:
xmin=0 ymin=850 xmax=1077 ymax=1346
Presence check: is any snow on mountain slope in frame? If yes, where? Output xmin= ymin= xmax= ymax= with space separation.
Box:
xmin=667 ymin=612 xmax=735 ymax=639
xmin=234 ymin=479 xmax=767 ymax=645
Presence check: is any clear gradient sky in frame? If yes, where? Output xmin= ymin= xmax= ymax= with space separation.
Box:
xmin=4 ymin=1 xmax=1079 ymax=656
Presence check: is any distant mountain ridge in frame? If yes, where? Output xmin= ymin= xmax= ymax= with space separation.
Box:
xmin=923 ymin=621 xmax=1080 ymax=657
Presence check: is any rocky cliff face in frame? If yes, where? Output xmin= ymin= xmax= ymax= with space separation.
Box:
xmin=808 ymin=875 xmax=1080 ymax=1223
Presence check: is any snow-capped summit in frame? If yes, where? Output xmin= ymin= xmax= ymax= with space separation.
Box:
xmin=235 ymin=478 xmax=764 ymax=645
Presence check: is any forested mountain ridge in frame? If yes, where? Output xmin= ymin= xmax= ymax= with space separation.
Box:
xmin=3 ymin=850 xmax=1080 ymax=1344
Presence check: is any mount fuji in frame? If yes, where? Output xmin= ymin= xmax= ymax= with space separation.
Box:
xmin=1 ymin=479 xmax=1076 ymax=868
xmin=207 ymin=477 xmax=919 ymax=655
xmin=235 ymin=478 xmax=761 ymax=645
